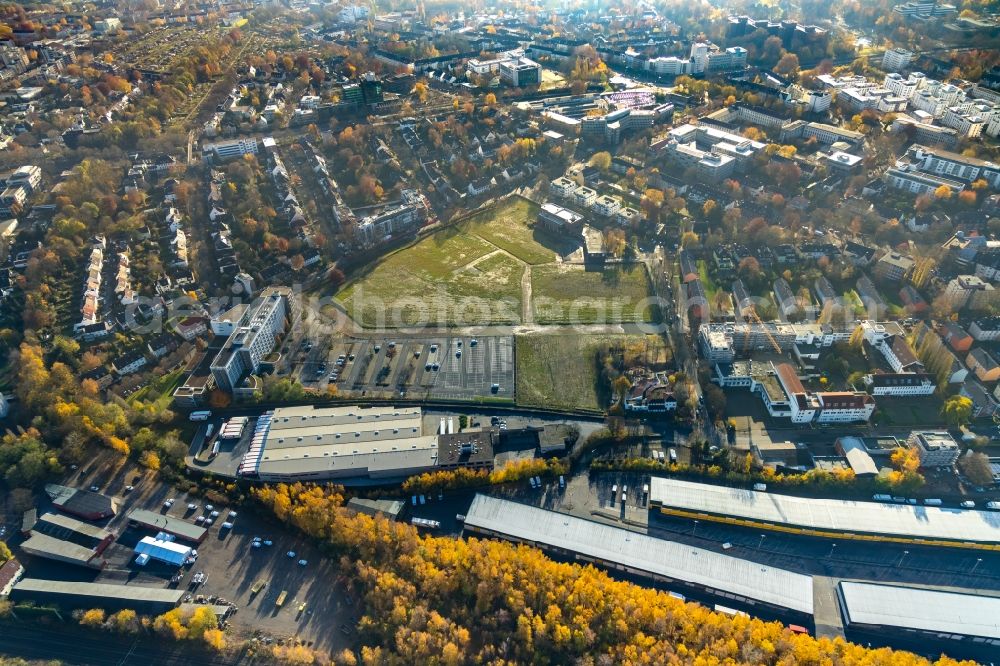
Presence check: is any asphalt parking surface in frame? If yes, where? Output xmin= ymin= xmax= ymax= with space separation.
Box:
xmin=298 ymin=335 xmax=515 ymax=401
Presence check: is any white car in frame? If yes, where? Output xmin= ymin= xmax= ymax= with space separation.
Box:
xmin=187 ymin=503 xmax=198 ymax=511
xmin=163 ymin=498 xmax=175 ymax=508
xmin=287 ymin=551 xmax=296 ymax=558
xmin=251 ymin=541 xmax=262 ymax=549
xmin=210 ymin=510 xmax=220 ymax=518
xmin=204 ymin=518 xmax=214 ymax=527
xmin=961 ymin=500 xmax=976 ymax=508
xmin=205 ymin=504 xmax=215 ymax=512
xmin=263 ymin=540 xmax=273 ymax=546
xmin=221 ymin=522 xmax=234 ymax=530
xmin=297 ymin=559 xmax=308 ymax=566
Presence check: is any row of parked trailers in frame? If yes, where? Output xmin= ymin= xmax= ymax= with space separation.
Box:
xmin=237 ymin=412 xmax=273 ymax=478
xmin=219 ymin=416 xmax=249 ymax=441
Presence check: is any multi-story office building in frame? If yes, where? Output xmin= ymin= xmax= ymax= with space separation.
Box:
xmin=210 ymin=287 xmax=290 ymax=393
xmin=202 ymin=138 xmax=259 ymax=164
xmin=499 ymin=58 xmax=541 ymax=87
xmin=882 ymin=48 xmax=914 ymax=72
xmin=907 ymin=431 xmax=960 ymax=467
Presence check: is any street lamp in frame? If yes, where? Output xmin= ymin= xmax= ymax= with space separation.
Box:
xmin=972 ymin=558 xmax=983 ymax=574
xmin=757 ymin=534 xmax=766 ymax=550
xmin=897 ymin=550 xmax=909 ymax=567
xmin=826 ymin=543 xmax=837 ymax=558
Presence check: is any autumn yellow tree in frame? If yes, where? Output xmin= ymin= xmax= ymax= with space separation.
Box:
xmin=79 ymin=608 xmax=106 ymax=627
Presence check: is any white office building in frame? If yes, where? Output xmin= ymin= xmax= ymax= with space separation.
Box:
xmin=202 ymin=138 xmax=260 ymax=164
xmin=882 ymin=48 xmax=914 ymax=72
xmin=210 ymin=287 xmax=289 ymax=392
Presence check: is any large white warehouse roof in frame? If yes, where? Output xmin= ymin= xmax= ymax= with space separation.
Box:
xmin=649 ymin=477 xmax=1000 ymax=545
xmin=463 ymin=494 xmax=814 ymax=614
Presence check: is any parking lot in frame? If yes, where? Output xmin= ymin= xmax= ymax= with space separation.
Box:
xmin=10 ymin=465 xmax=355 ymax=651
xmin=298 ymin=335 xmax=515 ymax=402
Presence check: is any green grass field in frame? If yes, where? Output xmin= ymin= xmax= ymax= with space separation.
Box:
xmin=531 ymin=264 xmax=654 ymax=325
xmin=338 ymin=237 xmax=524 ymax=327
xmin=516 ymin=333 xmax=669 ymax=411
xmin=337 ymin=196 xmax=655 ymax=328
xmin=127 ymin=369 xmax=185 ymax=410
xmin=461 ymin=197 xmax=564 ymax=265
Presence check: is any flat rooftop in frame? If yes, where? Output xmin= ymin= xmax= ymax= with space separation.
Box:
xmin=12 ymin=578 xmax=184 ymax=604
xmin=838 ymin=582 xmax=1000 ymax=641
xmin=20 ymin=533 xmax=99 ymax=564
xmin=650 ymin=478 xmax=1000 ymax=545
xmin=249 ymin=405 xmax=439 ymax=478
xmin=127 ymin=509 xmax=207 ymax=542
xmin=463 ymin=494 xmax=814 ymax=614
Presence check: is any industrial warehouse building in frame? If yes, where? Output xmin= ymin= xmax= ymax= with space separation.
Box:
xmin=649 ymin=478 xmax=1000 ymax=548
xmin=134 ymin=536 xmax=192 ymax=566
xmin=838 ymin=582 xmax=1000 ymax=656
xmin=127 ymin=509 xmax=207 ymax=544
xmin=463 ymin=494 xmax=814 ymax=620
xmin=10 ymin=579 xmax=184 ymax=615
xmin=44 ymin=484 xmax=117 ymax=520
xmin=28 ymin=512 xmax=115 ymax=552
xmin=19 ymin=511 xmax=116 ymax=569
xmin=237 ymin=405 xmax=443 ymax=482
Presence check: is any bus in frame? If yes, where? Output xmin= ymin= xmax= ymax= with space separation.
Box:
xmin=276 ymin=590 xmax=288 ymax=608
xmin=250 ymin=580 xmax=266 ymax=596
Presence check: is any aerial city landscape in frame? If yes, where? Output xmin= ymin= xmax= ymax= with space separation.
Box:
xmin=2 ymin=0 xmax=1000 ymax=663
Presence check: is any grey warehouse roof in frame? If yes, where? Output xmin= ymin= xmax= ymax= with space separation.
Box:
xmin=127 ymin=509 xmax=207 ymax=542
xmin=649 ymin=477 xmax=1000 ymax=545
xmin=839 ymin=582 xmax=1000 ymax=640
xmin=464 ymin=494 xmax=813 ymax=614
xmin=13 ymin=578 xmax=184 ymax=604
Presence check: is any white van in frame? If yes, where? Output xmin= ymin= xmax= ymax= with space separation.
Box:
xmin=753 ymin=483 xmax=767 ymax=492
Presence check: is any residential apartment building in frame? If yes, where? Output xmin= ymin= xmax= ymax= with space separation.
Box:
xmin=873 ymin=252 xmax=914 ymax=283
xmin=967 ymin=347 xmax=1000 ymax=383
xmin=355 ymin=191 xmax=428 ymax=248
xmin=884 ymin=165 xmax=966 ymax=196
xmin=864 ymin=373 xmax=935 ymax=396
xmin=592 ymin=194 xmax=621 ymax=218
xmin=905 ymin=144 xmax=1000 ymax=187
xmin=549 ymin=176 xmax=577 ymax=199
xmin=970 ymin=316 xmax=1000 ymax=341
xmin=890 ymin=116 xmax=958 ymax=148
xmin=210 ymin=287 xmax=289 ymax=393
xmin=0 ymin=184 xmax=27 ymax=217
xmin=942 ymin=275 xmax=995 ymax=310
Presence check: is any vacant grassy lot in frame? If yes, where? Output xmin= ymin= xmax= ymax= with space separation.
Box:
xmin=338 ymin=227 xmax=524 ymax=327
xmin=464 ymin=197 xmax=568 ymax=265
xmin=127 ymin=369 xmax=186 ymax=409
xmin=531 ymin=264 xmax=654 ymax=325
xmin=337 ymin=197 xmax=580 ymax=327
xmin=516 ymin=333 xmax=669 ymax=411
